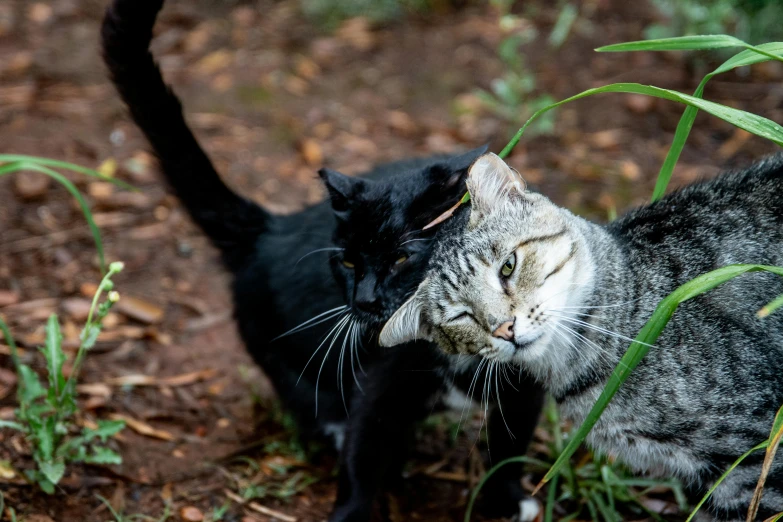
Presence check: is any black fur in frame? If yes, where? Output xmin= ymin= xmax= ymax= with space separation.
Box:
xmin=102 ymin=2 xmax=543 ymax=520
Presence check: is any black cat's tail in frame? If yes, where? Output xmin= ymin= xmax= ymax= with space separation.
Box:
xmin=101 ymin=0 xmax=268 ymax=271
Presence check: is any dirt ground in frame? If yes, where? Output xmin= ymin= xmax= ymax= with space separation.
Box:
xmin=1 ymin=0 xmax=781 ymax=520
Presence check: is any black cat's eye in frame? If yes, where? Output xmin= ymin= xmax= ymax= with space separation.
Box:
xmin=501 ymin=253 xmax=516 ymax=278
xmin=394 ymin=255 xmax=408 ymax=266
xmin=342 ymin=260 xmax=355 ymax=269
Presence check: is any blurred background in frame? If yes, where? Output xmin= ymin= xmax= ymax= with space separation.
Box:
xmin=0 ymin=0 xmax=782 ymax=520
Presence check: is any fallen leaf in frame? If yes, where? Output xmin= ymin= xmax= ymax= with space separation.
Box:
xmin=180 ymin=506 xmax=204 ymax=522
xmin=0 ymin=290 xmax=20 ymax=307
xmin=116 ymin=296 xmax=165 ymax=324
xmin=105 ymin=369 xmax=217 ymax=388
xmin=299 ymin=139 xmax=323 ymax=167
xmin=61 ymin=297 xmax=92 ymax=321
xmin=97 ymin=158 xmax=117 ymax=178
xmin=109 ymin=414 xmax=175 ymax=441
xmin=0 ymin=460 xmax=16 ymax=479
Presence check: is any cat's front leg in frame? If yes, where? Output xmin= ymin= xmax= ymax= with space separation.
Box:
xmin=480 ymin=378 xmax=545 ymax=522
xmin=328 ymin=346 xmax=444 ymax=522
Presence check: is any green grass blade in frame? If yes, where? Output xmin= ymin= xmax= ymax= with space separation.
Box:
xmin=463 ymin=456 xmax=550 ymax=522
xmin=596 ymin=36 xmax=783 ymax=65
xmin=544 ymin=472 xmax=560 ymax=522
xmin=764 ymin=513 xmax=783 ymax=522
xmin=651 ymin=42 xmax=783 ymax=201
xmin=499 ymin=83 xmax=783 ymax=159
xmin=537 ymin=264 xmax=783 ymax=492
xmin=597 ymin=34 xmax=748 ymax=52
xmin=0 ymin=161 xmax=108 ymax=273
xmin=0 ymin=316 xmax=21 ymax=371
xmin=748 ymin=405 xmax=783 ymax=521
xmin=0 ymin=154 xmax=137 ymax=191
xmin=758 ymin=293 xmax=783 ymax=318
xmin=686 ymin=440 xmax=768 ymax=521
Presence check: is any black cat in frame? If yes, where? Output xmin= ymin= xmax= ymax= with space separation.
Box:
xmin=101 ymin=1 xmax=544 ymax=520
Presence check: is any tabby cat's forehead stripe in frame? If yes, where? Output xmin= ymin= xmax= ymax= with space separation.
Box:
xmin=518 ymin=228 xmax=567 ymax=248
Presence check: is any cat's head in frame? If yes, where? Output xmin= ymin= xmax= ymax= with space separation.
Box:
xmin=379 ymin=153 xmax=595 ymax=367
xmin=319 ymin=145 xmax=487 ymax=327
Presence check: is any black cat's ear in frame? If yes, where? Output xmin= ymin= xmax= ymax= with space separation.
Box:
xmin=427 ymin=144 xmax=490 ymax=190
xmin=318 ymin=168 xmax=365 ymax=215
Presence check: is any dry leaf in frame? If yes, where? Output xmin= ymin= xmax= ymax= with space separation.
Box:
xmin=105 ymin=369 xmax=217 ymax=388
xmin=110 ymin=414 xmax=175 ymax=441
xmin=116 ymin=296 xmax=165 ymax=324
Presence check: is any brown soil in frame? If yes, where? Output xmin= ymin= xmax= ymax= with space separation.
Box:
xmin=1 ymin=0 xmax=781 ymax=521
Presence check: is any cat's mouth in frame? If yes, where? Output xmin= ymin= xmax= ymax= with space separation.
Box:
xmin=511 ymin=333 xmax=543 ymax=351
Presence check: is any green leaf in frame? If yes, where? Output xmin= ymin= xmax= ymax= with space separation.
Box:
xmin=0 ymin=154 xmax=137 ymax=191
xmin=84 ymin=446 xmax=122 ymax=465
xmin=37 ymin=476 xmax=55 ymax=494
xmin=35 ymin=416 xmax=58 ymax=461
xmin=650 ymin=42 xmax=783 ymax=201
xmin=538 ymin=265 xmax=783 ymax=492
xmin=79 ymin=324 xmax=101 ymax=351
xmin=85 ymin=419 xmax=126 ymax=442
xmin=43 ymin=314 xmax=66 ymax=398
xmin=549 ymin=3 xmax=578 ymax=49
xmin=499 ymin=82 xmax=783 ymax=159
xmin=0 ymin=161 xmax=108 ymax=273
xmin=0 ymin=316 xmax=21 ymax=374
xmin=17 ymin=364 xmax=45 ymax=405
xmin=597 ymin=34 xmax=747 ymax=52
xmin=0 ymin=420 xmax=25 ymax=432
xmin=38 ymin=459 xmax=65 ymax=485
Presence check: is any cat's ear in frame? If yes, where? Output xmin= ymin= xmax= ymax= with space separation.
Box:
xmin=379 ymin=285 xmax=432 ymax=347
xmin=318 ymin=168 xmax=366 ymax=216
xmin=466 ymin=152 xmax=525 ymax=219
xmin=427 ymin=144 xmax=490 ymax=191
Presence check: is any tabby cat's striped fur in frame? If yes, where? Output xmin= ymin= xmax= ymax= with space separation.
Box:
xmin=380 ymin=153 xmax=783 ymax=520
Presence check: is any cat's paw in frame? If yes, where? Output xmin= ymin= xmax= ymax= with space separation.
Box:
xmin=511 ymin=498 xmax=542 ymax=522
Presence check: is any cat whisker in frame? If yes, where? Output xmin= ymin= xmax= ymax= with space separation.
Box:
xmin=494 ymin=362 xmax=515 ymax=439
xmin=315 ymin=314 xmax=352 ymax=416
xmin=555 ymin=293 xmax=650 ymax=311
xmin=545 ymin=312 xmax=657 ymax=348
xmin=457 ymin=357 xmax=486 ymax=437
xmin=399 ymin=237 xmax=432 ymax=246
xmin=349 ymin=320 xmax=364 ymax=394
xmin=297 ymin=310 xmax=350 ymax=386
xmin=272 ymin=305 xmax=348 ymax=341
xmin=337 ymin=317 xmax=355 ymax=415
xmin=294 ymin=247 xmax=345 ymax=267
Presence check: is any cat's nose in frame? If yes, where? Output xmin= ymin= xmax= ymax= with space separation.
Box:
xmin=492 ymin=320 xmax=515 ymax=341
xmin=355 ymin=297 xmax=381 ymax=314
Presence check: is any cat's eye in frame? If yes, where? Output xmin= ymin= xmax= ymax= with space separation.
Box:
xmin=394 ymin=255 xmax=408 ymax=265
xmin=449 ymin=311 xmax=475 ymax=323
xmin=342 ymin=260 xmax=355 ymax=269
xmin=501 ymin=253 xmax=516 ymax=278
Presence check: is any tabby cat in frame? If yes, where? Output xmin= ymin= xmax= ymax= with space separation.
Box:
xmin=102 ymin=2 xmax=543 ymax=520
xmin=381 ymin=152 xmax=783 ymax=520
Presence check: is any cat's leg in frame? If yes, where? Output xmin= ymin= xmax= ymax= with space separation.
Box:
xmin=481 ymin=376 xmax=546 ymax=522
xmin=700 ymin=462 xmax=783 ymax=522
xmin=328 ymin=345 xmax=443 ymax=522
